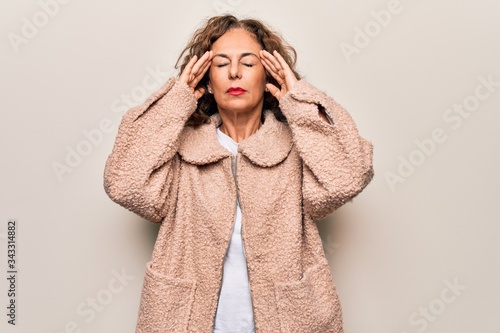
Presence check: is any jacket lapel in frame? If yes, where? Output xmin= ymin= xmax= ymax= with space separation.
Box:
xmin=178 ymin=110 xmax=293 ymax=167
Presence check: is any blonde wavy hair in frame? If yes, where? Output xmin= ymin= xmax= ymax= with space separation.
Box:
xmin=175 ymin=15 xmax=301 ymax=127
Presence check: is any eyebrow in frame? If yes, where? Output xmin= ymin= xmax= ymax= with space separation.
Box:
xmin=213 ymin=52 xmax=259 ymax=60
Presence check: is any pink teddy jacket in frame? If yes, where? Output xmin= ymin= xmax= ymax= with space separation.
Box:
xmin=103 ymin=77 xmax=374 ymax=333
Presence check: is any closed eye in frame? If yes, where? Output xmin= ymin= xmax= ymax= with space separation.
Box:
xmin=215 ymin=63 xmax=254 ymax=68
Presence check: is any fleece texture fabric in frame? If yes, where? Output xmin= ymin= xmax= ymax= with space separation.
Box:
xmin=103 ymin=77 xmax=374 ymax=333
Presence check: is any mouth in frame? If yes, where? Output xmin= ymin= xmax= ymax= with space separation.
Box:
xmin=227 ymin=87 xmax=246 ymax=95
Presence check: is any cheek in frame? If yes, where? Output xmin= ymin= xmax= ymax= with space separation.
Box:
xmin=208 ymin=71 xmax=216 ymax=87
xmin=209 ymin=69 xmax=224 ymax=87
xmin=249 ymin=68 xmax=267 ymax=88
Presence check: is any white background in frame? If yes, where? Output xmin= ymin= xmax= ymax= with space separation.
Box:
xmin=1 ymin=0 xmax=499 ymax=332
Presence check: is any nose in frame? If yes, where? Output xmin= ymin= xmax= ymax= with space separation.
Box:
xmin=228 ymin=62 xmax=241 ymax=80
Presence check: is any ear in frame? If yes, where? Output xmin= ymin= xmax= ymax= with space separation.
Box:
xmin=207 ymin=82 xmax=213 ymax=94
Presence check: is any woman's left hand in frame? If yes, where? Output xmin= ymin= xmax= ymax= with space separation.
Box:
xmin=260 ymin=49 xmax=299 ymax=100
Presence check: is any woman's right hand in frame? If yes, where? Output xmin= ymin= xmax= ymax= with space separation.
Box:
xmin=179 ymin=50 xmax=213 ymax=100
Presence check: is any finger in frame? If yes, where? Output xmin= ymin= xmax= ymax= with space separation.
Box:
xmin=269 ymin=50 xmax=293 ymax=82
xmin=260 ymin=53 xmax=285 ymax=85
xmin=260 ymin=50 xmax=288 ymax=87
xmin=260 ymin=56 xmax=277 ymax=76
xmin=272 ymin=50 xmax=292 ymax=73
xmin=193 ymin=57 xmax=210 ymax=81
xmin=183 ymin=51 xmax=210 ymax=86
xmin=179 ymin=54 xmax=198 ymax=84
xmin=260 ymin=49 xmax=280 ymax=68
xmin=192 ymin=54 xmax=212 ymax=86
xmin=201 ymin=51 xmax=213 ymax=74
xmin=266 ymin=50 xmax=288 ymax=79
xmin=272 ymin=50 xmax=297 ymax=90
xmin=260 ymin=50 xmax=281 ymax=75
xmin=183 ymin=51 xmax=213 ymax=91
xmin=262 ymin=61 xmax=285 ymax=87
xmin=189 ymin=51 xmax=211 ymax=80
xmin=262 ymin=50 xmax=294 ymax=82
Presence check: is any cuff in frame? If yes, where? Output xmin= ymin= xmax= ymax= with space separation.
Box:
xmin=279 ymin=80 xmax=335 ymax=125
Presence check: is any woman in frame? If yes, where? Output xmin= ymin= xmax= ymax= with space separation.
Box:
xmin=104 ymin=15 xmax=373 ymax=333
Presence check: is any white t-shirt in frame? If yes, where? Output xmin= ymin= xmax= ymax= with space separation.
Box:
xmin=213 ymin=126 xmax=256 ymax=333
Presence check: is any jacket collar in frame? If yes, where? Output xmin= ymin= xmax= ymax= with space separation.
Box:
xmin=178 ymin=110 xmax=293 ymax=167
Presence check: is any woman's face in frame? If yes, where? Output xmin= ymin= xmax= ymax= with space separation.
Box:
xmin=208 ymin=28 xmax=267 ymax=116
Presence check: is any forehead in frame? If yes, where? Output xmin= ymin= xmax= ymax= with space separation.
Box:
xmin=211 ymin=28 xmax=261 ymax=54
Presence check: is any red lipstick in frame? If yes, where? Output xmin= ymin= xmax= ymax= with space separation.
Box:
xmin=227 ymin=87 xmax=246 ymax=95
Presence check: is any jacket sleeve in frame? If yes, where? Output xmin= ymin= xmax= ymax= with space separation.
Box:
xmin=279 ymin=80 xmax=374 ymax=221
xmin=103 ymin=78 xmax=197 ymax=223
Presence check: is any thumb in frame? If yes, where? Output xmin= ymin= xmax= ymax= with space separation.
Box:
xmin=194 ymin=87 xmax=206 ymax=100
xmin=266 ymin=83 xmax=281 ymax=100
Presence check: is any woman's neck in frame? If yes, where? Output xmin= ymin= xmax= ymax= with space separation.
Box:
xmin=218 ymin=110 xmax=262 ymax=143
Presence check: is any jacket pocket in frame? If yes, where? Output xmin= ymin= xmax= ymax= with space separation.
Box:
xmin=274 ymin=262 xmax=343 ymax=333
xmin=135 ymin=261 xmax=197 ymax=333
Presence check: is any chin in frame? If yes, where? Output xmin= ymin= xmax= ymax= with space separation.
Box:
xmin=218 ymin=102 xmax=260 ymax=114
